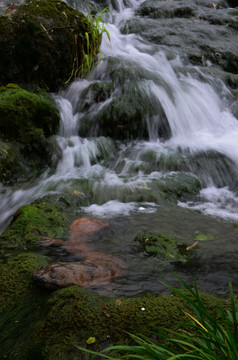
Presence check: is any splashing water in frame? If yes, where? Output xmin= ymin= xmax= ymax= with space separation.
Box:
xmin=1 ymin=0 xmax=238 ymax=235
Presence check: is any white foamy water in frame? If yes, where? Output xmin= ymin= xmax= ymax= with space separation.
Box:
xmin=1 ymin=0 xmax=238 ymax=233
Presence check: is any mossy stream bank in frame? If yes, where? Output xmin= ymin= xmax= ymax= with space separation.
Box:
xmin=0 ymin=252 xmax=227 ymax=360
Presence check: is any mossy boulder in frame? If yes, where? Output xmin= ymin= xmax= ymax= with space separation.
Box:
xmin=0 ymin=87 xmax=59 ymax=142
xmin=0 ymin=86 xmax=60 ymax=182
xmin=0 ymin=256 xmax=229 ymax=360
xmin=0 ymin=0 xmax=100 ymax=91
xmin=77 ymin=61 xmax=172 ymax=140
xmin=0 ymin=201 xmax=67 ymax=248
xmin=0 ymin=253 xmax=50 ymax=359
xmin=0 ymin=140 xmax=21 ymax=183
xmin=2 ymin=285 xmax=223 ymax=360
xmin=135 ymin=231 xmax=187 ymax=262
xmin=0 ymin=252 xmax=49 ymax=313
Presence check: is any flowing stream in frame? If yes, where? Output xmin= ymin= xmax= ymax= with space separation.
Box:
xmin=1 ymin=0 xmax=238 ymax=295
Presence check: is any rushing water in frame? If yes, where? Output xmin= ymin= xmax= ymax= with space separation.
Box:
xmin=1 ymin=0 xmax=238 ymax=295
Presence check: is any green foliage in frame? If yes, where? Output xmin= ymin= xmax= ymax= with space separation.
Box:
xmin=77 ymin=275 xmax=238 ymax=359
xmin=65 ymin=6 xmax=110 ymax=84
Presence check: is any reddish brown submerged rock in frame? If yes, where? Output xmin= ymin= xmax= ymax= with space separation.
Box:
xmin=33 ymin=217 xmax=126 ymax=289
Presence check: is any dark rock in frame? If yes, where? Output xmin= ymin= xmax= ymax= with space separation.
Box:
xmin=0 ymin=0 xmax=101 ymax=91
xmin=0 ymin=86 xmax=60 ymax=182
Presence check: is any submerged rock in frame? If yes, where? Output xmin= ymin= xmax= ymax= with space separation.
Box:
xmin=33 ymin=258 xmax=126 ymax=289
xmin=0 ymin=0 xmax=101 ymax=91
xmin=34 ymin=217 xmax=126 ymax=289
xmin=135 ymin=231 xmax=186 ymax=262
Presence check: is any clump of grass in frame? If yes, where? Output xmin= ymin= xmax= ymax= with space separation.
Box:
xmin=66 ymin=6 xmax=110 ymax=85
xmin=77 ymin=274 xmax=238 ymax=359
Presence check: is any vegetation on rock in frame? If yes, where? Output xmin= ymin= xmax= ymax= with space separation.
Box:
xmin=0 ymin=201 xmax=67 ymax=248
xmin=135 ymin=231 xmax=186 ymax=262
xmin=0 ymin=86 xmax=60 ymax=183
xmin=0 ymin=0 xmax=101 ymax=91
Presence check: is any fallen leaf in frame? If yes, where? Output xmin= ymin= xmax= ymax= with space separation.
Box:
xmin=86 ymin=337 xmax=96 ymax=344
xmin=186 ymin=241 xmax=198 ymax=251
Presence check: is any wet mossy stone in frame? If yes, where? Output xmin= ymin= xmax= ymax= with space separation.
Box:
xmin=0 ymin=87 xmax=59 ymax=142
xmin=135 ymin=231 xmax=186 ymax=262
xmin=0 ymin=278 xmax=229 ymax=359
xmin=0 ymin=253 xmax=50 ymax=359
xmin=21 ymin=285 xmax=223 ymax=360
xmin=78 ymin=78 xmax=171 ymax=140
xmin=0 ymin=0 xmax=100 ymax=91
xmin=0 ymin=252 xmax=48 ymax=313
xmin=0 ymin=87 xmax=60 ymax=174
xmin=0 ymin=140 xmax=21 ymax=184
xmin=0 ymin=201 xmax=67 ymax=248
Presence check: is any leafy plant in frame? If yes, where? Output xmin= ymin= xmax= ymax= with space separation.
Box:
xmin=77 ymin=274 xmax=238 ymax=359
xmin=65 ymin=6 xmax=110 ymax=85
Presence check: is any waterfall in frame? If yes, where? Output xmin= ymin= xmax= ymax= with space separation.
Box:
xmin=1 ymin=0 xmax=238 ymax=234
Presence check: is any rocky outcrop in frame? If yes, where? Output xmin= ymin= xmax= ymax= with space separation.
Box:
xmin=0 ymin=0 xmax=101 ymax=91
xmin=122 ymin=0 xmax=238 ymax=87
xmin=0 ymin=85 xmax=60 ymax=183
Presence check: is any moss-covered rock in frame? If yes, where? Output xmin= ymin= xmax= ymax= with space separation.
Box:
xmin=135 ymin=231 xmax=186 ymax=262
xmin=0 ymin=252 xmax=48 ymax=312
xmin=0 ymin=86 xmax=60 ymax=183
xmin=0 ymin=87 xmax=59 ymax=142
xmin=0 ymin=140 xmax=21 ymax=183
xmin=0 ymin=201 xmax=67 ymax=248
xmin=0 ymin=253 xmax=50 ymax=359
xmin=78 ymin=70 xmax=171 ymax=140
xmin=12 ymin=285 xmax=224 ymax=360
xmin=0 ymin=0 xmax=100 ymax=91
xmin=0 ymin=256 xmax=229 ymax=360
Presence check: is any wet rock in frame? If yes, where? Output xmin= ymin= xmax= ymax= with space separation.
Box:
xmin=129 ymin=0 xmax=238 ymax=77
xmin=231 ymin=100 xmax=238 ymax=119
xmin=0 ymin=86 xmax=60 ymax=182
xmin=0 ymin=140 xmax=20 ymax=184
xmin=0 ymin=0 xmax=101 ymax=91
xmin=0 ymin=201 xmax=67 ymax=248
xmin=135 ymin=231 xmax=186 ymax=262
xmin=34 ymin=217 xmax=126 ymax=289
xmin=137 ymin=0 xmax=196 ymax=19
xmin=33 ymin=259 xmax=126 ymax=289
xmin=78 ymin=60 xmax=172 ymax=140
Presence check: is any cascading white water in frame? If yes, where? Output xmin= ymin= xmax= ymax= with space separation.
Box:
xmin=1 ymin=0 xmax=238 ymax=234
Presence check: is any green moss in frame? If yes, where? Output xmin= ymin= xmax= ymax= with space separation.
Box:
xmin=0 ymin=0 xmax=101 ymax=91
xmin=0 ymin=253 xmax=50 ymax=359
xmin=0 ymin=201 xmax=67 ymax=248
xmin=0 ymin=86 xmax=60 ymax=182
xmin=0 ymin=275 xmax=228 ymax=360
xmin=135 ymin=231 xmax=186 ymax=262
xmin=0 ymin=253 xmax=48 ymax=313
xmin=0 ymin=87 xmax=59 ymax=142
xmin=28 ymin=286 xmax=223 ymax=360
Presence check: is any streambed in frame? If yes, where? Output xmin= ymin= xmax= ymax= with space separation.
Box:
xmin=1 ymin=0 xmax=238 ymax=297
